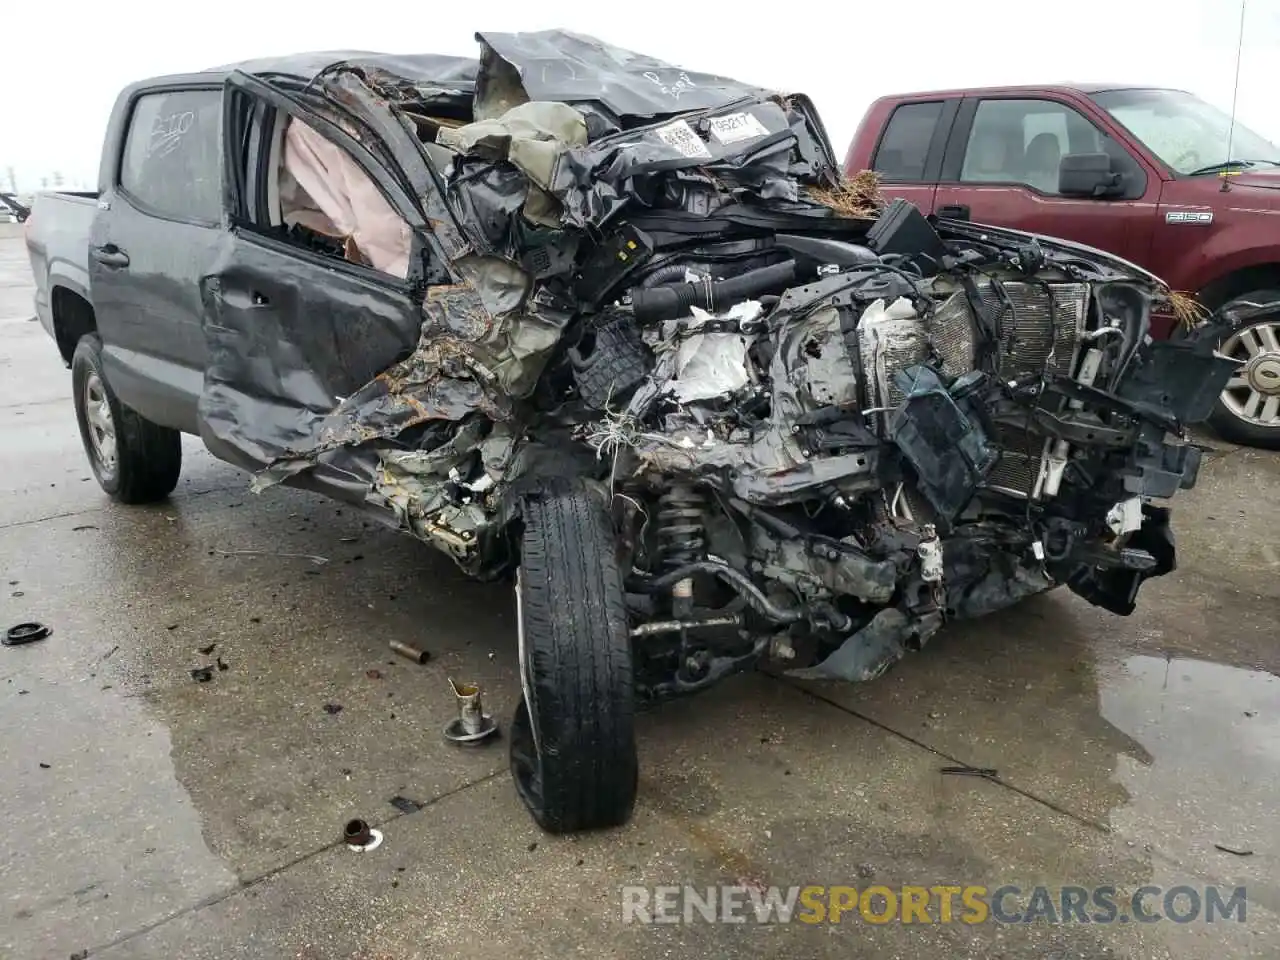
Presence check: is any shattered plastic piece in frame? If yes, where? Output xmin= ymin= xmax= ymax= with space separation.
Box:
xmin=323 ymin=703 xmax=344 ymax=715
xmin=190 ymin=666 xmax=214 ymax=683
xmin=389 ymin=795 xmax=422 ymax=813
xmin=1105 ymin=498 xmax=1144 ymax=537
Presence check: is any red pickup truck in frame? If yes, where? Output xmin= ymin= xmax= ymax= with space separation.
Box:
xmin=844 ymin=84 xmax=1280 ymax=448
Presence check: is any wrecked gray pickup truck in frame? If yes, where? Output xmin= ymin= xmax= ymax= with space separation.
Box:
xmin=29 ymin=32 xmax=1236 ymax=833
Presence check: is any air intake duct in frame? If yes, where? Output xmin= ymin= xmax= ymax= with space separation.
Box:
xmin=630 ymin=260 xmax=797 ymax=324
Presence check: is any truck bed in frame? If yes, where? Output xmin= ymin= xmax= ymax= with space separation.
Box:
xmin=25 ymin=192 xmax=99 ymax=346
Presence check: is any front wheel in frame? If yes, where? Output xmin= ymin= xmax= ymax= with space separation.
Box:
xmin=509 ymin=484 xmax=637 ymax=833
xmin=1208 ymin=290 xmax=1280 ymax=449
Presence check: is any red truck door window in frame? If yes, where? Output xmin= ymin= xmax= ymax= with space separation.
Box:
xmin=871 ymin=101 xmax=949 ymax=215
xmin=935 ymin=97 xmax=1154 ymax=264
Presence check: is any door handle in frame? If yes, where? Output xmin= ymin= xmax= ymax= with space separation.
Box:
xmin=936 ymin=204 xmax=971 ymax=221
xmin=91 ymin=244 xmax=130 ymax=268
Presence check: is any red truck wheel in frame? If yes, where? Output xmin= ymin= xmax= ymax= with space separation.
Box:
xmin=1209 ymin=291 xmax=1280 ymax=450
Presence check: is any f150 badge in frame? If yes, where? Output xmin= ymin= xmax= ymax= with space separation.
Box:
xmin=1166 ymin=211 xmax=1214 ymax=224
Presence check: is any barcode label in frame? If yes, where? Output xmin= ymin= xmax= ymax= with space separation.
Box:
xmin=708 ymin=112 xmax=770 ymax=144
xmin=655 ymin=119 xmax=712 ymax=160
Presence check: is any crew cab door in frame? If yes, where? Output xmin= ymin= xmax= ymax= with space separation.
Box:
xmin=869 ymin=99 xmax=959 ymax=216
xmin=197 ymin=73 xmax=432 ymax=499
xmin=932 ymin=96 xmax=1157 ymax=264
xmin=89 ymin=81 xmax=225 ymax=433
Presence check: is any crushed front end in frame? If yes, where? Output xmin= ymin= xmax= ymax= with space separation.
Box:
xmin=572 ymin=209 xmax=1237 ymax=692
xmin=231 ymin=32 xmax=1237 ymax=696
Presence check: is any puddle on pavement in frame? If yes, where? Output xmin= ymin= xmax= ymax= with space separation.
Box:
xmin=1099 ymin=654 xmax=1279 ymax=869
xmin=0 ymin=667 xmax=238 ymax=956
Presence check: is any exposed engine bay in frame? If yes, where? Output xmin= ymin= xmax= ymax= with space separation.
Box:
xmin=213 ymin=32 xmax=1238 ymax=694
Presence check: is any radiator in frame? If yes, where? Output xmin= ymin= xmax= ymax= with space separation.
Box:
xmin=860 ymin=282 xmax=1088 ymax=500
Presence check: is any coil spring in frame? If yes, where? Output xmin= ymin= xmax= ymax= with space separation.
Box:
xmin=656 ymin=484 xmax=708 ymax=571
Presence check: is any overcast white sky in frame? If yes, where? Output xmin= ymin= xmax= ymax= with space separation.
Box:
xmin=3 ymin=0 xmax=1277 ymax=191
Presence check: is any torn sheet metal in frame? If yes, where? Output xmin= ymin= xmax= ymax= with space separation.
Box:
xmin=474 ymin=30 xmax=770 ymax=124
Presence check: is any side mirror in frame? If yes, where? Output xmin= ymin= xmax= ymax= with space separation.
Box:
xmin=1059 ymin=153 xmax=1123 ymax=198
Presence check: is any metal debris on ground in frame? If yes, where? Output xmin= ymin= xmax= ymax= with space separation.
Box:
xmin=443 ymin=678 xmax=499 ymax=744
xmin=213 ymin=549 xmax=329 ymax=566
xmin=389 ymin=639 xmax=430 ymax=664
xmin=190 ymin=666 xmax=215 ymax=683
xmin=939 ymin=765 xmax=999 ymax=780
xmin=1214 ymin=843 xmax=1254 ymax=856
xmin=344 ymin=818 xmax=384 ymax=852
xmin=4 ymin=622 xmax=53 ymax=646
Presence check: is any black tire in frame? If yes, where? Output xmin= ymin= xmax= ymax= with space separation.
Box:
xmin=509 ymin=483 xmax=637 ymax=833
xmin=1206 ymin=289 xmax=1280 ymax=450
xmin=71 ymin=333 xmax=183 ymax=503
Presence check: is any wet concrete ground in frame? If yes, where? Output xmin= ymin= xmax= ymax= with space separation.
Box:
xmin=1 ymin=222 xmax=1277 ymax=958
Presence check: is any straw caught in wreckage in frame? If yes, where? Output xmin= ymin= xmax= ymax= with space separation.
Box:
xmin=204 ymin=31 xmax=1237 ymax=833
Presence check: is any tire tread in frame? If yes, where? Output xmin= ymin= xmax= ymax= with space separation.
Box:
xmin=517 ymin=483 xmax=636 ymax=833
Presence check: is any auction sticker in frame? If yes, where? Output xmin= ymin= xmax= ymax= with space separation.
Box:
xmin=708 ymin=112 xmax=771 ymax=144
xmin=655 ymin=119 xmax=712 ymax=160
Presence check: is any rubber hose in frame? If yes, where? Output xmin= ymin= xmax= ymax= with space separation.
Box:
xmin=630 ymin=260 xmax=797 ymax=324
xmin=639 ymin=262 xmax=701 ymax=288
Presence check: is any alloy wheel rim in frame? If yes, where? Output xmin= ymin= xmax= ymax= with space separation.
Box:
xmin=1221 ymin=319 xmax=1280 ymax=427
xmin=83 ymin=373 xmax=118 ymax=470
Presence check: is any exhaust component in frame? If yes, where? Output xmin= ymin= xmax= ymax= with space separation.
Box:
xmin=389 ymin=638 xmax=430 ymax=664
xmin=443 ymin=678 xmax=500 ymax=745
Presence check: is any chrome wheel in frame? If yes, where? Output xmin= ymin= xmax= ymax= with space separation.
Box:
xmin=1220 ymin=318 xmax=1280 ymax=427
xmin=83 ymin=373 xmax=117 ymax=471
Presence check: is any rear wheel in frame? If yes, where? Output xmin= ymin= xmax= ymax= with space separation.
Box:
xmin=1207 ymin=290 xmax=1280 ymax=450
xmin=509 ymin=484 xmax=638 ymax=833
xmin=72 ymin=334 xmax=182 ymax=503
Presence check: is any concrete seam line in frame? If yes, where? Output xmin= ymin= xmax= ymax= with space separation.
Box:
xmin=80 ymin=767 xmax=506 ymax=957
